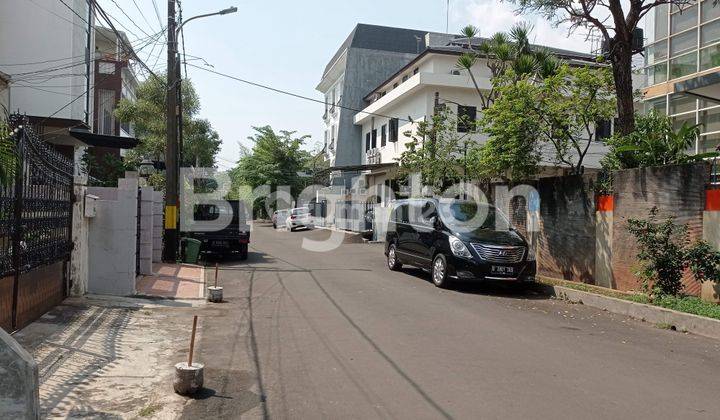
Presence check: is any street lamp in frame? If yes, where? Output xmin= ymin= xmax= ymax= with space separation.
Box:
xmin=138 ymin=158 xmax=155 ymax=177
xmin=175 ymin=7 xmax=238 ymax=37
xmin=163 ymin=4 xmax=237 ymax=262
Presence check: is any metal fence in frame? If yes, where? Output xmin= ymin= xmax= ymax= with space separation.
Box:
xmin=0 ymin=114 xmax=73 ymax=331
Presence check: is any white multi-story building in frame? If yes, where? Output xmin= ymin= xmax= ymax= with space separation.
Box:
xmin=353 ymin=40 xmax=606 ymax=197
xmin=643 ymin=0 xmax=720 ymax=154
xmin=0 ymin=0 xmax=92 ymax=145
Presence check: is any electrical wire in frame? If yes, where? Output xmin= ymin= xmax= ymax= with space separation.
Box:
xmin=107 ymin=0 xmax=155 ymax=39
xmin=184 ymin=63 xmax=413 ymax=123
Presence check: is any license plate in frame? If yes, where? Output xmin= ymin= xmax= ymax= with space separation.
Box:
xmin=212 ymin=240 xmax=229 ymax=248
xmin=491 ymin=266 xmax=514 ymax=275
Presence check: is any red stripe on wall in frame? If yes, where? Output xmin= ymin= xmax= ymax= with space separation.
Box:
xmin=596 ymin=195 xmax=614 ymax=212
xmin=707 ymin=189 xmax=720 ymax=211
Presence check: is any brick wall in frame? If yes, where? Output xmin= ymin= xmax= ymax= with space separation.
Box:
xmin=612 ymin=163 xmax=709 ymax=294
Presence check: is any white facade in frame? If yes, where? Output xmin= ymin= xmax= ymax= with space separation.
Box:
xmin=0 ymin=0 xmax=92 ymax=123
xmin=319 ymin=55 xmax=345 ymax=167
xmin=354 ymin=52 xmax=610 ymax=190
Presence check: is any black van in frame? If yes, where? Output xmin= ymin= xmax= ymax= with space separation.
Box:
xmin=385 ymin=198 xmax=536 ymax=288
xmin=184 ymin=200 xmax=251 ymax=260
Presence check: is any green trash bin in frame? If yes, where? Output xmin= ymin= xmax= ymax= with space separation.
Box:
xmin=181 ymin=237 xmax=202 ymax=264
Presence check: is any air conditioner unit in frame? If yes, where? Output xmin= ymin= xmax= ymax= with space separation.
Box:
xmin=450 ymin=69 xmax=461 ymax=75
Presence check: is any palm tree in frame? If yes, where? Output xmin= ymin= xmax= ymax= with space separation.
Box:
xmin=455 ymin=22 xmax=561 ymax=109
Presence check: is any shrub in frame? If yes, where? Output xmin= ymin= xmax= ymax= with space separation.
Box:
xmin=627 ymin=207 xmax=688 ymax=296
xmin=686 ymin=240 xmax=720 ymax=283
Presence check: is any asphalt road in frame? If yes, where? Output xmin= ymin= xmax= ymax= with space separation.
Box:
xmin=181 ymin=224 xmax=720 ymax=420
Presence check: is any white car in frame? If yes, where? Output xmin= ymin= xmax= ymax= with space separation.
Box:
xmin=272 ymin=209 xmax=289 ymax=229
xmin=286 ymin=207 xmax=314 ymax=231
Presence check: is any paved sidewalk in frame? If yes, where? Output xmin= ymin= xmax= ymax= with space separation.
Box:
xmin=13 ymin=295 xmax=202 ymax=419
xmin=136 ymin=263 xmax=205 ymax=299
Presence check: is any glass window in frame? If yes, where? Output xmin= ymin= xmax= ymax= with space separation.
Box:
xmin=670 ymin=29 xmax=697 ymax=57
xmin=646 ymin=40 xmax=668 ymax=65
xmin=699 ymin=133 xmax=720 ymax=152
xmin=646 ymin=62 xmax=668 ymax=85
xmin=381 ymin=124 xmax=387 ymax=147
xmin=669 ymin=93 xmax=697 ymax=114
xmin=701 ymin=19 xmax=720 ymax=46
xmin=670 ymin=52 xmax=697 ymax=78
xmin=655 ymin=4 xmax=669 ymax=40
xmin=700 ymin=106 xmax=720 ymax=132
xmin=646 ymin=96 xmax=667 ymax=115
xmin=673 ymin=113 xmax=696 ymax=131
xmin=702 ymin=0 xmax=720 ymax=23
xmin=700 ymin=44 xmax=720 ymax=69
xmin=671 ymin=5 xmax=698 ymax=35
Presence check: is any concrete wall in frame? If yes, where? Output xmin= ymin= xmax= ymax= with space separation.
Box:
xmin=536 ymin=175 xmax=597 ymax=283
xmin=87 ymin=178 xmax=138 ymax=296
xmin=0 ymin=328 xmax=39 ymax=419
xmin=612 ymin=163 xmax=708 ymax=294
xmin=152 ymin=191 xmax=163 ymax=263
xmin=69 ymin=176 xmax=89 ymax=296
xmin=137 ymin=187 xmax=153 ymax=275
xmin=333 ymin=48 xmax=417 ymax=184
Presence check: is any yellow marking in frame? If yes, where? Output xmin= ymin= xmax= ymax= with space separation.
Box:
xmin=165 ymin=205 xmax=177 ymax=229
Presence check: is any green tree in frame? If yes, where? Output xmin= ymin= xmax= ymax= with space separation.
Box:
xmin=475 ymin=65 xmax=615 ymax=181
xmin=601 ymin=110 xmax=718 ymax=170
xmin=181 ymin=118 xmax=222 ymax=167
xmin=508 ymin=0 xmax=691 ymax=136
xmin=229 ymin=126 xmax=311 ymax=216
xmin=455 ymin=22 xmax=561 ymax=109
xmin=115 ymin=74 xmax=220 ymax=167
xmin=396 ymin=106 xmax=479 ymax=191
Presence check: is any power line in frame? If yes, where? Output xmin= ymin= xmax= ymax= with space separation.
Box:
xmin=107 ymin=0 xmax=154 ymax=39
xmin=130 ymin=0 xmax=156 ymax=32
xmin=93 ymin=2 xmax=163 ymax=83
xmin=184 ymin=63 xmax=413 ymax=123
xmin=150 ymin=0 xmax=167 ymax=42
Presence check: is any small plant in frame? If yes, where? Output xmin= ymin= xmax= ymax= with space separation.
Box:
xmin=627 ymin=207 xmax=688 ymax=296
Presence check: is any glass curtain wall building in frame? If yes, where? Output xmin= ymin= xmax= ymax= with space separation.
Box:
xmin=644 ymin=1 xmax=720 ymax=153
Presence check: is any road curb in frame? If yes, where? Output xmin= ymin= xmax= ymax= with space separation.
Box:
xmin=539 ymin=284 xmax=720 ymax=340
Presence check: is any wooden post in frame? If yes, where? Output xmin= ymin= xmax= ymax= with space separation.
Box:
xmin=188 ymin=315 xmax=198 ymax=366
xmin=214 ymin=262 xmax=219 ymax=288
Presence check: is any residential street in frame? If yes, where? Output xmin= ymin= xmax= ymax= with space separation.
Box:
xmin=181 ymin=224 xmax=720 ymax=420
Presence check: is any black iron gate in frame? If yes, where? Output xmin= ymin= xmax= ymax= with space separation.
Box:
xmin=0 ymin=115 xmax=74 ymax=331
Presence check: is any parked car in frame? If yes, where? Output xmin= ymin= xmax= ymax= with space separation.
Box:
xmin=286 ymin=207 xmax=314 ymax=231
xmin=185 ymin=200 xmax=251 ymax=260
xmin=385 ymin=198 xmax=536 ymax=288
xmin=272 ymin=209 xmax=290 ymax=229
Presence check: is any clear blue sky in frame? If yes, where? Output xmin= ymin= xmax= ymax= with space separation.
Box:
xmin=102 ymin=0 xmax=592 ymax=171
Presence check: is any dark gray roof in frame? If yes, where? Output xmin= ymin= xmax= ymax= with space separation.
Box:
xmin=322 ymin=24 xmax=433 ymax=77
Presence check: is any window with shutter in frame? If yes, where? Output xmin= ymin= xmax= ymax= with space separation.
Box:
xmin=381 ymin=125 xmax=387 ymax=147
xmin=365 ymin=133 xmax=371 ymax=151
xmin=371 ymin=129 xmax=377 ymax=148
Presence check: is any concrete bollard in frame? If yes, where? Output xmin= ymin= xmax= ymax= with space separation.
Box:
xmin=207 ymin=286 xmax=223 ymax=303
xmin=174 ymin=362 xmax=204 ymax=395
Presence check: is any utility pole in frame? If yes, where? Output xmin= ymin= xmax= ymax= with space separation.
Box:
xmin=163 ymin=0 xmax=179 ymax=262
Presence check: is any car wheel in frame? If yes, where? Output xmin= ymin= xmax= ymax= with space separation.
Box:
xmin=431 ymin=254 xmax=451 ymax=288
xmin=387 ymin=244 xmax=402 ymax=271
xmin=239 ymin=244 xmax=248 ymax=261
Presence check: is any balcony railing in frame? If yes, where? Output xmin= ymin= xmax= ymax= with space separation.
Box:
xmin=366 ymin=148 xmax=381 ymax=164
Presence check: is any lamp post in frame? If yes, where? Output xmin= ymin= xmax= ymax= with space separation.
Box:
xmin=163 ymin=4 xmax=237 ymax=262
